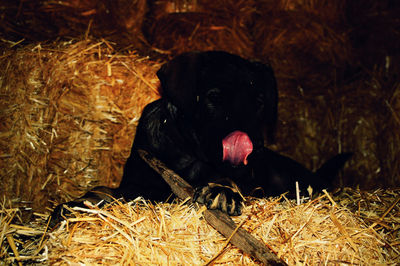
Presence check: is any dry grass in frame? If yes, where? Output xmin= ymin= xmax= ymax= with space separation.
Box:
xmin=0 ymin=1 xmax=399 ymax=264
xmin=1 ymin=189 xmax=398 ymax=264
xmin=144 ymin=0 xmax=256 ymax=58
xmin=0 ymin=39 xmax=161 ymax=211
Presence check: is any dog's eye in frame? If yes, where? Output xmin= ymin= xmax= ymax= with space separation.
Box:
xmin=257 ymin=97 xmax=264 ymax=107
xmin=206 ymin=88 xmax=222 ymax=104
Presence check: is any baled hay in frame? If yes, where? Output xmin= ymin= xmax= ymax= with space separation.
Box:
xmin=254 ymin=0 xmax=352 ymax=91
xmin=251 ymin=0 xmax=351 ymax=168
xmin=0 ymin=0 xmax=148 ymax=49
xmin=249 ymin=0 xmax=355 ymax=180
xmin=266 ymin=0 xmax=348 ymax=23
xmin=271 ymin=60 xmax=400 ymax=189
xmin=37 ymin=194 xmax=397 ymax=265
xmin=0 ymin=39 xmax=161 ymax=211
xmin=251 ymin=1 xmax=400 ymax=188
xmin=144 ymin=0 xmax=255 ymax=58
xmin=333 ymin=65 xmax=400 ymax=188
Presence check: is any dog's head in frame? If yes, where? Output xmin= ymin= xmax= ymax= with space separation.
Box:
xmin=157 ymin=51 xmax=277 ymax=166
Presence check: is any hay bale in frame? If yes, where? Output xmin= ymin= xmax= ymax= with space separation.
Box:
xmin=270 ymin=60 xmax=400 ymax=189
xmin=345 ymin=1 xmax=400 ymax=69
xmin=335 ymin=67 xmax=398 ymax=188
xmin=251 ymin=0 xmax=354 ymax=180
xmin=144 ymin=0 xmax=255 ymax=58
xmin=0 ymin=0 xmax=148 ymax=49
xmin=254 ymin=0 xmax=352 ymax=90
xmin=252 ymin=0 xmax=400 ymax=189
xmin=0 ymin=39 xmax=161 ymax=211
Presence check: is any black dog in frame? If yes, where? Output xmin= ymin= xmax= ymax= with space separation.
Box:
xmin=50 ymin=51 xmax=351 ymax=225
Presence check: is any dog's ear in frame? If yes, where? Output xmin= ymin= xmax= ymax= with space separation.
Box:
xmin=251 ymin=61 xmax=278 ymax=144
xmin=157 ymin=52 xmax=201 ymax=114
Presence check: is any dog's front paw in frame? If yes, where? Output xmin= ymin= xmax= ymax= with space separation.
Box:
xmin=48 ymin=187 xmax=115 ymax=228
xmin=193 ymin=180 xmax=244 ymax=215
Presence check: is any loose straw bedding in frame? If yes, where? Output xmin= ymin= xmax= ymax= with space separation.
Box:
xmin=27 ymin=193 xmax=397 ymax=265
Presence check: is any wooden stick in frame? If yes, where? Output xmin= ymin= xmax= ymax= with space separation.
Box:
xmin=138 ymin=149 xmax=287 ymax=265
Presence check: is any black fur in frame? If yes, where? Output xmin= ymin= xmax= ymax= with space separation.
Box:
xmin=50 ymin=51 xmax=351 ymax=226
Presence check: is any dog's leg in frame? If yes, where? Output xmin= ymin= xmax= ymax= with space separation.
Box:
xmin=48 ymin=186 xmax=116 ymax=228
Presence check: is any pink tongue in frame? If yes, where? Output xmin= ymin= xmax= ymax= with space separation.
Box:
xmin=222 ymin=131 xmax=253 ymax=165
